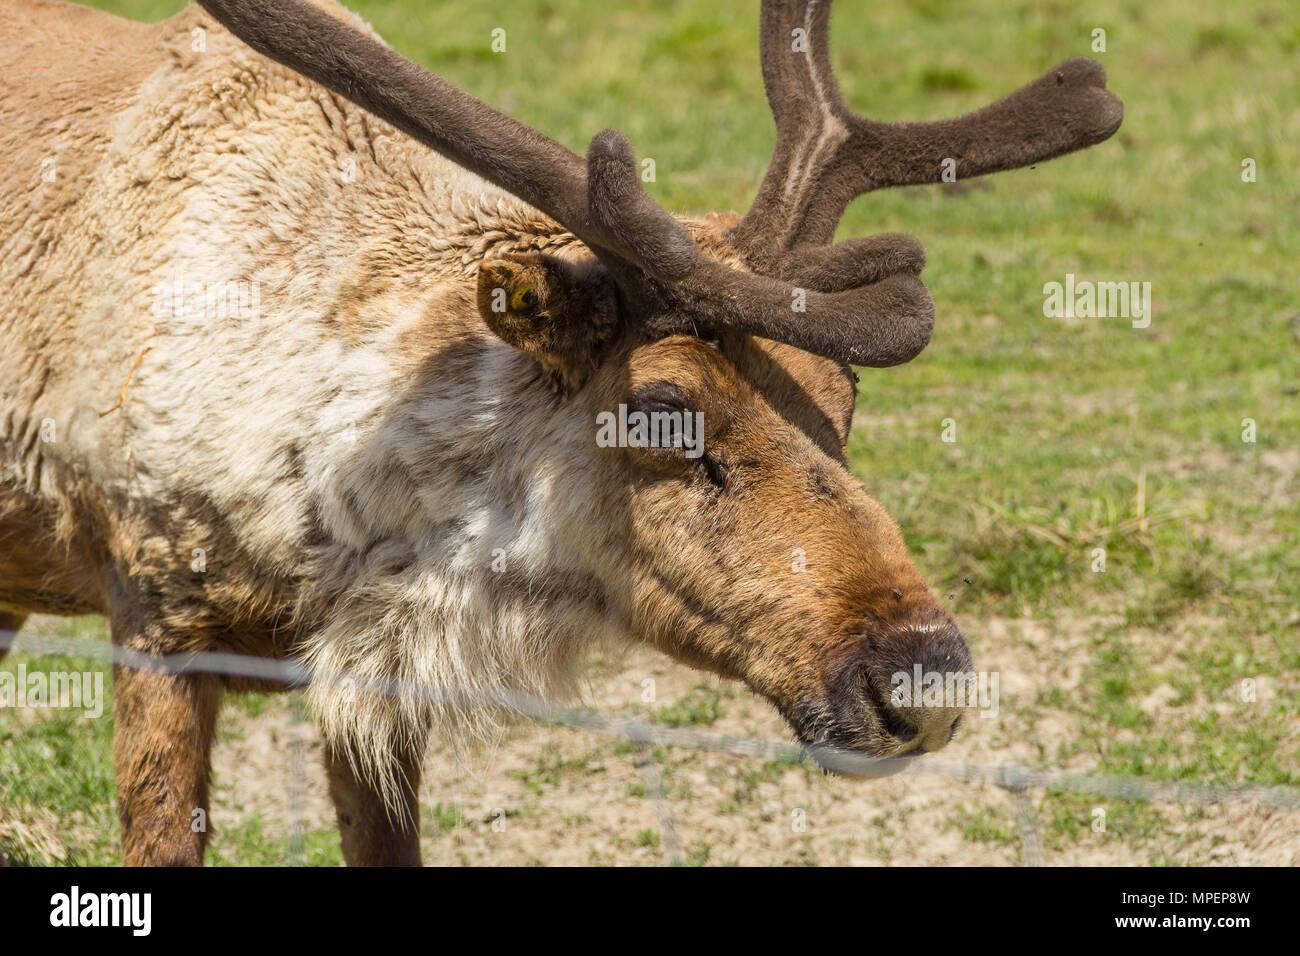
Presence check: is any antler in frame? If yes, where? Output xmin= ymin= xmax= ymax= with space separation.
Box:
xmin=730 ymin=0 xmax=1124 ymax=273
xmin=196 ymin=0 xmax=697 ymax=281
xmin=197 ymin=0 xmax=1121 ymax=372
xmin=581 ymin=133 xmax=935 ymax=368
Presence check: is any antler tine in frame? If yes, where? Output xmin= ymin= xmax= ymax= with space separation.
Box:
xmin=628 ymin=261 xmax=935 ymax=369
xmin=730 ymin=0 xmax=1124 ymax=257
xmin=197 ymin=0 xmax=697 ymax=281
xmin=588 ymin=248 xmax=933 ymax=370
xmin=587 ymin=129 xmax=701 ymax=281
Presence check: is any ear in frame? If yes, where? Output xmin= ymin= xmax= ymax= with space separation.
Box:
xmin=476 ymin=252 xmax=620 ymax=392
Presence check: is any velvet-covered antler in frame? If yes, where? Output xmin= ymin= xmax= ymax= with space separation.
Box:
xmin=195 ymin=0 xmax=697 ymax=281
xmin=197 ymin=0 xmax=1122 ymax=372
xmin=729 ymin=0 xmax=1124 ymax=284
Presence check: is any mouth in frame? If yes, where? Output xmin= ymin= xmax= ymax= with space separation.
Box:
xmin=781 ymin=664 xmax=967 ymax=777
xmin=800 ymin=742 xmax=927 ymax=779
xmin=781 ymin=697 xmax=927 ymax=778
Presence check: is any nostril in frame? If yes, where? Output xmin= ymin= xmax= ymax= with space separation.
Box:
xmin=881 ymin=676 xmax=966 ymax=754
xmin=878 ymin=701 xmax=918 ymax=743
xmin=856 ymin=663 xmax=919 ymax=743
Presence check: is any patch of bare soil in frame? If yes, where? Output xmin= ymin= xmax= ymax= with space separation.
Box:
xmin=208 ymin=614 xmax=1300 ymax=866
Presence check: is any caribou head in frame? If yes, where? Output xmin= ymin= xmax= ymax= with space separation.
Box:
xmin=198 ymin=0 xmax=1121 ymax=770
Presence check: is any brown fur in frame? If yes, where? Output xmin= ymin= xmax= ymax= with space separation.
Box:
xmin=326 ymin=742 xmax=422 ymax=865
xmin=111 ymin=664 xmax=221 ymax=866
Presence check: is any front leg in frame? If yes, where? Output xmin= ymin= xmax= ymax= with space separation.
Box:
xmin=325 ymin=742 xmax=423 ymax=866
xmin=113 ymin=664 xmax=220 ymax=866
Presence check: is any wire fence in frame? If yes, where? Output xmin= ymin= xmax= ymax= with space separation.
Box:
xmin=3 ymin=627 xmax=1298 ymax=866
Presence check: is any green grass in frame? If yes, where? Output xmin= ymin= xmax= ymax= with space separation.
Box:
xmin=0 ymin=652 xmax=118 ymax=864
xmin=0 ymin=618 xmax=118 ymax=865
xmin=653 ymin=684 xmax=726 ymax=727
xmin=422 ymin=802 xmax=469 ymax=835
xmin=2 ymin=0 xmax=1295 ymax=864
xmin=947 ymin=805 xmax=1017 ymax=844
xmin=207 ymin=816 xmax=342 ymax=867
xmin=511 ymin=744 xmax=600 ymax=795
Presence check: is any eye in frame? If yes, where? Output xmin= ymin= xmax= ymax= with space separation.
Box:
xmin=626 ymin=384 xmax=695 ymax=453
xmin=621 ymin=383 xmax=722 ymax=485
xmin=626 ymin=383 xmax=694 ymax=449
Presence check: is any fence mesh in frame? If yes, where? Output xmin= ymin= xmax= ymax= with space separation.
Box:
xmin=2 ymin=626 xmax=1297 ymax=866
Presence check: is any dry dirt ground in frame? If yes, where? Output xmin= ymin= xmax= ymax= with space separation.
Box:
xmin=209 ymin=613 xmax=1299 ymax=866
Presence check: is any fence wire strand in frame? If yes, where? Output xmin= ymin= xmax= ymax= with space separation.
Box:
xmin=4 ymin=629 xmax=1298 ymax=866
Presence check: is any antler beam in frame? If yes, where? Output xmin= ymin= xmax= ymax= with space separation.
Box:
xmin=729 ymin=0 xmax=1124 ymax=264
xmin=197 ymin=0 xmax=698 ymax=281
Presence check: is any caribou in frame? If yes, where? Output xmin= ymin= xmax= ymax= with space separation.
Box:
xmin=0 ymin=0 xmax=1122 ymax=865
